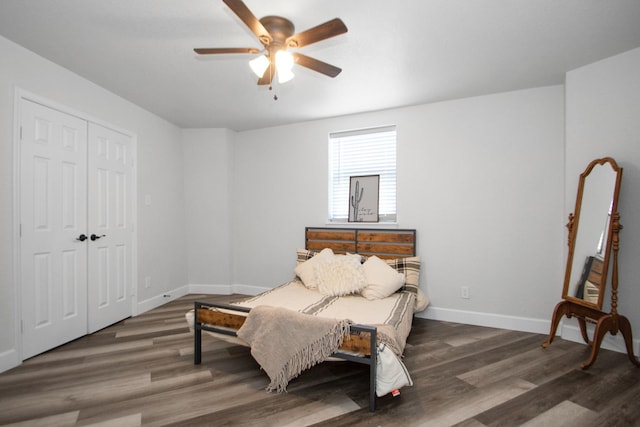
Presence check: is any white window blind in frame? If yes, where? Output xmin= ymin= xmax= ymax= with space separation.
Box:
xmin=328 ymin=125 xmax=397 ymax=222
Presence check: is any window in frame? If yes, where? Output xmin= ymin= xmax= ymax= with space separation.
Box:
xmin=328 ymin=125 xmax=397 ymax=223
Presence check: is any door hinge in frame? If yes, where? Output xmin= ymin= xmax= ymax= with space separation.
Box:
xmin=21 ymin=320 xmax=24 ymax=334
xmin=20 ymin=126 xmax=23 ymax=140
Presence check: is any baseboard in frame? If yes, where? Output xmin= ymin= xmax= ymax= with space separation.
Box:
xmin=188 ymin=284 xmax=233 ymax=295
xmin=419 ymin=305 xmax=640 ymax=358
xmin=0 ymin=348 xmax=20 ymax=374
xmin=419 ymin=306 xmax=551 ymax=335
xmin=135 ymin=285 xmax=189 ymax=315
xmin=560 ymin=321 xmax=640 ymax=357
xmin=135 ymin=284 xmax=268 ymax=316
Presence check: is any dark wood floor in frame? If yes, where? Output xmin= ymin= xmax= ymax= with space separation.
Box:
xmin=1 ymin=294 xmax=640 ymax=426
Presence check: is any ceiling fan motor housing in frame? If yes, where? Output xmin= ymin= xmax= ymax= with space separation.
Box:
xmin=259 ymin=16 xmax=295 ymax=48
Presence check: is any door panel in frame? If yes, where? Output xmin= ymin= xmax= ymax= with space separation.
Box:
xmin=20 ymin=99 xmax=135 ymax=357
xmin=20 ymin=100 xmax=88 ymax=359
xmin=87 ymin=123 xmax=133 ymax=333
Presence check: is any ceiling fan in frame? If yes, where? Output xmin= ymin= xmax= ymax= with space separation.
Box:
xmin=194 ymin=0 xmax=348 ymax=86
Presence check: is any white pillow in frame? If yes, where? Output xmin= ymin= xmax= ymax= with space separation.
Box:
xmin=360 ymin=255 xmax=406 ymax=300
xmin=315 ymin=254 xmax=367 ymax=296
xmin=294 ymin=248 xmax=334 ymax=289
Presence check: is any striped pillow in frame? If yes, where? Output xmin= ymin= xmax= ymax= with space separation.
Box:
xmin=296 ymin=248 xmax=320 ymax=265
xmin=383 ymin=256 xmax=421 ymax=295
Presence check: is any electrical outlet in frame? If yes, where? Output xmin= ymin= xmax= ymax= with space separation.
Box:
xmin=461 ymin=286 xmax=470 ymax=299
xmin=145 ymin=276 xmax=151 ymax=288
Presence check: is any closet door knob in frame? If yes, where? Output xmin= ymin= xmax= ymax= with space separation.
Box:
xmin=76 ymin=234 xmax=87 ymax=242
xmin=90 ymin=234 xmax=106 ymax=241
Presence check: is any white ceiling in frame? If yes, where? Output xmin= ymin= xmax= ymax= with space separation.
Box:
xmin=1 ymin=1 xmax=640 ymax=131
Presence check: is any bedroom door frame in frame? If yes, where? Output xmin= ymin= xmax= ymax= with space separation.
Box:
xmin=12 ymin=88 xmax=139 ymax=363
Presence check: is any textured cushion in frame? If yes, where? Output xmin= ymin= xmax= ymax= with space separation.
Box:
xmin=315 ymin=253 xmax=367 ymax=297
xmin=360 ymin=255 xmax=406 ymax=300
xmin=294 ymin=248 xmax=334 ymax=289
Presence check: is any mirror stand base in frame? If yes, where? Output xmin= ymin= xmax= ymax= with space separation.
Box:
xmin=542 ymin=300 xmax=640 ymax=369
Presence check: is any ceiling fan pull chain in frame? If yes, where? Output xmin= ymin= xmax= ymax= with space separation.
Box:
xmin=268 ymin=50 xmax=274 ymax=93
xmin=268 ymin=53 xmax=278 ymax=100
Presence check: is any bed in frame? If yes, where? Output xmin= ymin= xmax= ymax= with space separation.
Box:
xmin=187 ymin=227 xmax=428 ymax=411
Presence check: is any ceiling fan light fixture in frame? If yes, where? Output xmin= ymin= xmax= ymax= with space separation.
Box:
xmin=275 ymin=50 xmax=295 ymax=83
xmin=249 ymin=54 xmax=269 ymax=78
xmin=277 ymin=67 xmax=295 ymax=84
xmin=275 ymin=50 xmax=294 ymax=72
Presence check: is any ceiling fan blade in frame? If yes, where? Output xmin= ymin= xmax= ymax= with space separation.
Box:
xmin=223 ymin=0 xmax=272 ymax=45
xmin=257 ymin=71 xmax=274 ymax=86
xmin=194 ymin=47 xmax=260 ymax=55
xmin=287 ymin=18 xmax=347 ymax=48
xmin=292 ymin=53 xmax=342 ymax=78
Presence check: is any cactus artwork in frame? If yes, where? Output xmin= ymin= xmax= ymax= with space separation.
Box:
xmin=348 ymin=175 xmax=379 ymax=222
xmin=351 ymin=180 xmax=364 ymax=221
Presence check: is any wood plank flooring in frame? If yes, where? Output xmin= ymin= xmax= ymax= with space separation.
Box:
xmin=1 ymin=294 xmax=639 ymax=426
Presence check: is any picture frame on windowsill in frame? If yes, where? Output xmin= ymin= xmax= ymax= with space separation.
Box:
xmin=348 ymin=175 xmax=379 ymax=223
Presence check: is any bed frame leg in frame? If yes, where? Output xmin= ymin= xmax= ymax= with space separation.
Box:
xmin=369 ymin=329 xmax=377 ymax=412
xmin=194 ymin=302 xmax=202 ymax=365
xmin=194 ymin=328 xmax=202 ymax=365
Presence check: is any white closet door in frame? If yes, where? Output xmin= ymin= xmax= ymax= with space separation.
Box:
xmin=20 ymin=100 xmax=88 ymax=359
xmin=87 ymin=123 xmax=133 ymax=333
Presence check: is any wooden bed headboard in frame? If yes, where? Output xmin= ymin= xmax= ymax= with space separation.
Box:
xmin=305 ymin=227 xmax=416 ymax=259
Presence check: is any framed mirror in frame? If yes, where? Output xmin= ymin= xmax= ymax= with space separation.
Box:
xmin=562 ymin=157 xmax=622 ymax=310
xmin=544 ymin=157 xmax=638 ymax=369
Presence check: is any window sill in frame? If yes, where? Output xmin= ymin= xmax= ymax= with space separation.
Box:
xmin=324 ymin=222 xmax=400 ymax=229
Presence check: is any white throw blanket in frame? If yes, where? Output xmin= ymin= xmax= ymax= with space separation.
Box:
xmin=236 ymin=305 xmax=352 ymax=392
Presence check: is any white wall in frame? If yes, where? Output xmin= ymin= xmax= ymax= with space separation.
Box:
xmin=0 ymin=35 xmax=188 ymax=371
xmin=211 ymin=47 xmax=640 ymax=352
xmin=228 ymin=86 xmax=566 ymax=331
xmin=182 ymin=129 xmax=233 ymax=290
xmin=5 ymin=27 xmax=636 ymax=372
xmin=564 ymin=47 xmax=640 ymax=352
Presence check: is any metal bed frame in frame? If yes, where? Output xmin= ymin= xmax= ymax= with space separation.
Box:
xmin=192 ymin=227 xmax=417 ymax=412
xmin=193 ymin=301 xmax=379 ymax=411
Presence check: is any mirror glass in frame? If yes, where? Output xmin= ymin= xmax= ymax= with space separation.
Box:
xmin=563 ymin=158 xmax=621 ymax=309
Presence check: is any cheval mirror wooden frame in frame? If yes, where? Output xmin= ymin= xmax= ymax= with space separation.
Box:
xmin=543 ymin=157 xmax=640 ymax=369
